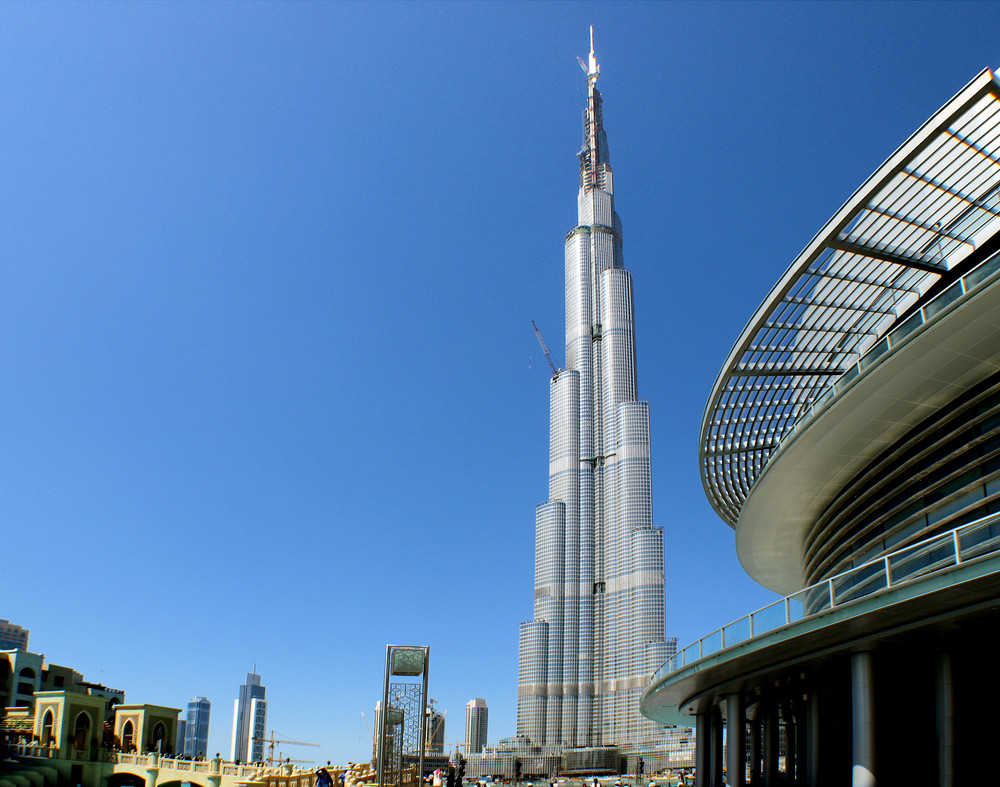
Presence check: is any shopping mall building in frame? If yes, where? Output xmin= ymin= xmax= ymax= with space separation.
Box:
xmin=641 ymin=68 xmax=1000 ymax=787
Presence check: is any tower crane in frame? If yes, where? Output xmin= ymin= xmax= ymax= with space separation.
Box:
xmin=253 ymin=731 xmax=320 ymax=767
xmin=531 ymin=321 xmax=561 ymax=381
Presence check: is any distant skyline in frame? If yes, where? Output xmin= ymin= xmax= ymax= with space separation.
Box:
xmin=5 ymin=0 xmax=1000 ymax=767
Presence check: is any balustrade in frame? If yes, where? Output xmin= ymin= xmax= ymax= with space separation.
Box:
xmin=654 ymin=510 xmax=1000 ymax=681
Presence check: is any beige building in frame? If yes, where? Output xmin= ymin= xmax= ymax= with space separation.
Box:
xmin=113 ymin=704 xmax=181 ymax=755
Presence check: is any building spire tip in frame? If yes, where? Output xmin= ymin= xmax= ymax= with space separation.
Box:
xmin=578 ymin=25 xmax=600 ymax=83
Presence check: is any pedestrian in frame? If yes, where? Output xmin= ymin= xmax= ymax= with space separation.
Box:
xmin=317 ymin=769 xmax=333 ymax=787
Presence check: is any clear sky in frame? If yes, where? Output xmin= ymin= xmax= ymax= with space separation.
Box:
xmin=4 ymin=0 xmax=1000 ymax=768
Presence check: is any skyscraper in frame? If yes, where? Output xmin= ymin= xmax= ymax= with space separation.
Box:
xmin=230 ymin=671 xmax=266 ymax=763
xmin=0 ymin=619 xmax=29 ymax=651
xmin=184 ymin=696 xmax=211 ymax=757
xmin=516 ymin=30 xmax=673 ymax=757
xmin=425 ymin=706 xmax=445 ymax=753
xmin=465 ymin=698 xmax=488 ymax=754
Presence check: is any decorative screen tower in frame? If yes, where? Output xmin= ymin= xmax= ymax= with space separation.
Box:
xmin=517 ymin=29 xmax=672 ymax=755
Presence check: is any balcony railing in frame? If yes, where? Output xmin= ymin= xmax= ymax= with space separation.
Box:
xmin=652 ymin=510 xmax=1000 ymax=683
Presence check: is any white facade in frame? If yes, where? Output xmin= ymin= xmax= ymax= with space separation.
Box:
xmin=230 ymin=672 xmax=266 ymax=763
xmin=465 ymin=698 xmax=488 ymax=754
xmin=516 ymin=35 xmax=674 ymax=755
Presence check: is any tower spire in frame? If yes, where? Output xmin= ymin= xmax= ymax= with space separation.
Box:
xmin=577 ymin=25 xmax=600 ymax=84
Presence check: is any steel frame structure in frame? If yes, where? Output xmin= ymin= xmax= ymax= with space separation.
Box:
xmin=701 ymin=68 xmax=1000 ymax=527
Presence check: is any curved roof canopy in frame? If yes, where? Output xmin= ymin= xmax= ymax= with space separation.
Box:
xmin=702 ymin=68 xmax=1000 ymax=527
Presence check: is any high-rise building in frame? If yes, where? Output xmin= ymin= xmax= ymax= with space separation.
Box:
xmin=230 ymin=671 xmax=266 ymax=764
xmin=465 ymin=698 xmax=488 ymax=754
xmin=425 ymin=706 xmax=445 ymax=753
xmin=516 ymin=29 xmax=675 ymax=761
xmin=184 ymin=696 xmax=211 ymax=757
xmin=175 ymin=719 xmax=187 ymax=753
xmin=0 ymin=619 xmax=29 ymax=651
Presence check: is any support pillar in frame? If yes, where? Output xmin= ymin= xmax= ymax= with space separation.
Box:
xmin=748 ymin=716 xmax=761 ymax=787
xmin=851 ymin=651 xmax=876 ymax=787
xmin=795 ymin=700 xmax=807 ymax=787
xmin=806 ymin=691 xmax=820 ymax=787
xmin=726 ymin=694 xmax=746 ymax=787
xmin=763 ymin=699 xmax=778 ymax=787
xmin=713 ymin=707 xmax=724 ymax=787
xmin=783 ymin=704 xmax=796 ymax=785
xmin=696 ymin=711 xmax=712 ymax=787
xmin=935 ymin=650 xmax=953 ymax=787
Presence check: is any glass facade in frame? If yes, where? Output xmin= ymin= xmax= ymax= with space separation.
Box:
xmin=516 ymin=41 xmax=672 ymax=754
xmin=230 ymin=671 xmax=266 ymax=763
xmin=184 ymin=696 xmax=211 ymax=757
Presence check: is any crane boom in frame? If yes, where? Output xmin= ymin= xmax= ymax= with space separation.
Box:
xmin=253 ymin=731 xmax=320 ymax=767
xmin=531 ymin=321 xmax=560 ymax=380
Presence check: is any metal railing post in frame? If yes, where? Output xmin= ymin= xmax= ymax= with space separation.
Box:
xmin=828 ymin=578 xmax=835 ymax=608
xmin=953 ymin=529 xmax=962 ymax=564
xmin=784 ymin=597 xmax=791 ymax=624
xmin=884 ymin=556 xmax=892 ymax=588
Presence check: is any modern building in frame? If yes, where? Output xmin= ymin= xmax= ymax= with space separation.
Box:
xmin=465 ymin=698 xmax=488 ymax=754
xmin=0 ymin=620 xmax=29 ymax=651
xmin=230 ymin=671 xmax=266 ymax=764
xmin=184 ymin=696 xmax=211 ymax=757
xmin=641 ymin=68 xmax=1000 ymax=786
xmin=425 ymin=706 xmax=444 ymax=754
xmin=515 ymin=29 xmax=685 ymax=771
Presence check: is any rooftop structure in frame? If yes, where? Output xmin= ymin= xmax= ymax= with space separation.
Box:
xmin=643 ymin=68 xmax=1000 ymax=786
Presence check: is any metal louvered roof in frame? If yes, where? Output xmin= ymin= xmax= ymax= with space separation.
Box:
xmin=702 ymin=68 xmax=1000 ymax=528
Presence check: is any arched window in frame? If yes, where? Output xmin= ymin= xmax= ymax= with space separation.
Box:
xmin=17 ymin=667 xmax=36 ymax=698
xmin=151 ymin=722 xmax=166 ymax=753
xmin=122 ymin=720 xmax=135 ymax=752
xmin=41 ymin=709 xmax=54 ymax=746
xmin=74 ymin=712 xmax=91 ymax=750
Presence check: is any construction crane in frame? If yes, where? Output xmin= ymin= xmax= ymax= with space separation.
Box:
xmin=426 ymin=699 xmax=448 ymax=750
xmin=253 ymin=731 xmax=320 ymax=767
xmin=531 ymin=321 xmax=561 ymax=381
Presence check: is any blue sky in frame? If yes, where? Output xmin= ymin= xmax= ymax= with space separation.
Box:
xmin=4 ymin=0 xmax=1000 ymax=767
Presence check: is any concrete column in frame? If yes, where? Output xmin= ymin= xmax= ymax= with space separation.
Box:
xmin=795 ymin=702 xmax=807 ymax=787
xmin=935 ymin=650 xmax=953 ymax=787
xmin=712 ymin=708 xmax=724 ymax=787
xmin=806 ymin=692 xmax=820 ymax=787
xmin=726 ymin=694 xmax=745 ymax=787
xmin=748 ymin=717 xmax=761 ymax=787
xmin=763 ymin=699 xmax=778 ymax=787
xmin=696 ymin=712 xmax=711 ymax=787
xmin=851 ymin=651 xmax=876 ymax=787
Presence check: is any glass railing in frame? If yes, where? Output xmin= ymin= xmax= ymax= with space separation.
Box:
xmin=651 ymin=510 xmax=1000 ymax=684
